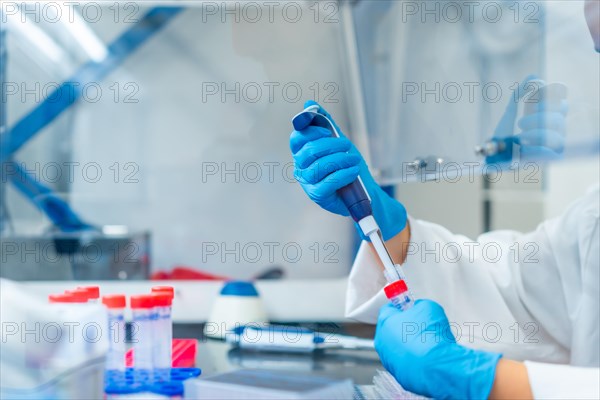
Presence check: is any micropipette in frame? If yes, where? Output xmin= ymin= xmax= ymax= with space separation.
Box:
xmin=292 ymin=105 xmax=414 ymax=311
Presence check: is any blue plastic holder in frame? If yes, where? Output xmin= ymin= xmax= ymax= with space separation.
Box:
xmin=104 ymin=367 xmax=201 ymax=395
xmin=169 ymin=367 xmax=202 ymax=380
xmin=104 ymin=381 xmax=145 ymax=395
xmin=148 ymin=381 xmax=184 ymax=397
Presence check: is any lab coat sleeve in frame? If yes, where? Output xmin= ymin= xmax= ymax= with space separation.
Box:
xmin=346 ymin=216 xmax=564 ymax=361
xmin=525 ymin=361 xmax=600 ymax=400
xmin=346 ymin=187 xmax=599 ymax=363
xmin=346 ymin=187 xmax=599 ymax=399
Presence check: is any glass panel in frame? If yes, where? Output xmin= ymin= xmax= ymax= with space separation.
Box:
xmin=1 ymin=1 xmax=598 ymax=280
xmin=350 ymin=0 xmax=599 ymax=184
xmin=1 ymin=2 xmax=356 ymax=279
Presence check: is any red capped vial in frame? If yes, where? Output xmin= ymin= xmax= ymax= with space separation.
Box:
xmin=78 ymin=286 xmax=100 ymax=301
xmin=151 ymin=286 xmax=174 ymax=300
xmin=383 ymin=279 xmax=414 ymax=311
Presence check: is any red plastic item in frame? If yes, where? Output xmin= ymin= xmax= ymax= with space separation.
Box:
xmin=152 ymin=286 xmax=174 ymax=299
xmin=384 ymin=279 xmax=408 ymax=299
xmin=102 ymin=294 xmax=126 ymax=308
xmin=49 ymin=293 xmax=83 ymax=303
xmin=65 ymin=289 xmax=90 ymax=302
xmin=150 ymin=271 xmax=171 ymax=280
xmin=77 ymin=286 xmax=100 ymax=299
xmin=125 ymin=339 xmax=197 ymax=367
xmin=150 ymin=266 xmax=229 ymax=281
xmin=151 ymin=292 xmax=172 ymax=307
xmin=130 ymin=294 xmax=155 ymax=309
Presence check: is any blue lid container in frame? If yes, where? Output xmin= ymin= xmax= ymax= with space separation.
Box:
xmin=219 ymin=281 xmax=259 ymax=297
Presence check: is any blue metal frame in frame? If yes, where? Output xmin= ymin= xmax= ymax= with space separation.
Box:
xmin=8 ymin=161 xmax=94 ymax=231
xmin=1 ymin=7 xmax=183 ymax=232
xmin=1 ymin=7 xmax=183 ymax=161
xmin=0 ymin=26 xmax=8 ymax=234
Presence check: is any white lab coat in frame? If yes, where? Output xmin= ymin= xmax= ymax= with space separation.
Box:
xmin=346 ymin=186 xmax=600 ymax=399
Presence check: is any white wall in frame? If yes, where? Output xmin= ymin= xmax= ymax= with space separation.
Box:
xmin=546 ymin=156 xmax=600 ymax=219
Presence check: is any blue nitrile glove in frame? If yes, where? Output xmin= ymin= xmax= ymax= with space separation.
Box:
xmin=375 ymin=300 xmax=502 ymax=400
xmin=290 ymin=100 xmax=407 ymax=241
xmin=488 ymin=75 xmax=568 ymax=164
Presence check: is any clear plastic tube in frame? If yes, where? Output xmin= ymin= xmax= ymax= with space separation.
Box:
xmin=153 ymin=305 xmax=172 ymax=378
xmin=151 ymin=292 xmax=173 ymax=381
xmin=383 ymin=266 xmax=415 ymax=311
xmin=388 ymin=290 xmax=415 ymax=311
xmin=105 ymin=306 xmax=126 ymax=372
xmin=356 ymin=213 xmax=415 ymax=311
xmin=130 ymin=295 xmax=155 ymax=380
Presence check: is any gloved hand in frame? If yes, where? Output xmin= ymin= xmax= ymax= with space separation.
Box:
xmin=290 ymin=100 xmax=407 ymax=241
xmin=375 ymin=300 xmax=502 ymax=400
xmin=488 ymin=75 xmax=568 ymax=164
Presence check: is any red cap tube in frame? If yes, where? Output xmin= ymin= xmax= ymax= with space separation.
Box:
xmin=130 ymin=294 xmax=155 ymax=309
xmin=151 ymin=286 xmax=174 ymax=299
xmin=77 ymin=286 xmax=100 ymax=299
xmin=151 ymin=292 xmax=172 ymax=307
xmin=65 ymin=289 xmax=90 ymax=302
xmin=383 ymin=280 xmax=408 ymax=299
xmin=49 ymin=293 xmax=82 ymax=303
xmin=102 ymin=294 xmax=126 ymax=309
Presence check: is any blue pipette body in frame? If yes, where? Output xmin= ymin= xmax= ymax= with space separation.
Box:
xmin=292 ymin=106 xmax=372 ymax=222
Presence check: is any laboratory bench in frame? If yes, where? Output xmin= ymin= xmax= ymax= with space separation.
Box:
xmin=0 ymin=322 xmax=382 ymax=399
xmin=5 ymin=280 xmax=384 ymax=397
xmin=174 ymin=322 xmax=382 ymax=385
